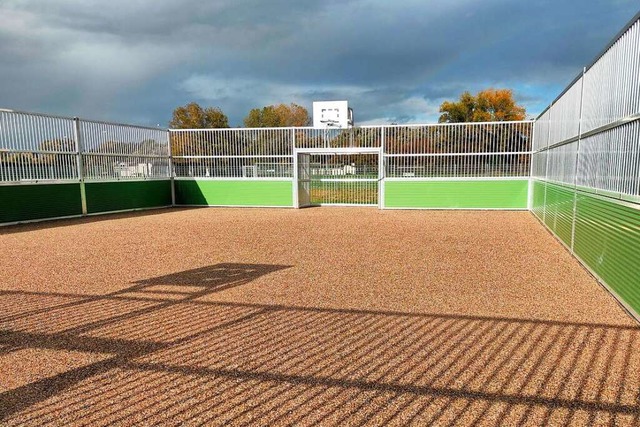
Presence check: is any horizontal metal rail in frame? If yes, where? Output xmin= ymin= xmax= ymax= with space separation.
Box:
xmin=174 ymin=155 xmax=293 ymax=159
xmin=534 ymin=112 xmax=640 ymax=153
xmin=83 ymin=152 xmax=169 ymax=159
xmin=384 ymin=151 xmax=531 ymax=157
xmin=315 ymin=178 xmax=378 ymax=182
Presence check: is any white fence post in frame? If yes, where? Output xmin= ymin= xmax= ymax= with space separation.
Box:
xmin=379 ymin=127 xmax=385 ymax=209
xmin=73 ymin=117 xmax=88 ymax=215
xmin=167 ymin=130 xmax=176 ymax=206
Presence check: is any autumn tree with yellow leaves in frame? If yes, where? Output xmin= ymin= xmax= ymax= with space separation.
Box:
xmin=169 ymin=102 xmax=229 ymax=129
xmin=438 ymin=89 xmax=526 ymax=123
xmin=243 ymin=103 xmax=311 ymax=128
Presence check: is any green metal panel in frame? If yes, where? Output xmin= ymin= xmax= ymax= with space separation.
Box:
xmin=532 ymin=180 xmax=546 ymax=221
xmin=573 ymin=193 xmax=640 ymax=315
xmin=384 ymin=180 xmax=529 ymax=209
xmin=85 ymin=180 xmax=172 ymax=214
xmin=0 ymin=183 xmax=82 ymax=223
xmin=543 ymin=183 xmax=575 ymax=247
xmin=175 ymin=180 xmax=293 ymax=207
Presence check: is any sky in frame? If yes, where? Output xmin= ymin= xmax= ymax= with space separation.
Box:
xmin=0 ymin=1 xmax=638 ymax=127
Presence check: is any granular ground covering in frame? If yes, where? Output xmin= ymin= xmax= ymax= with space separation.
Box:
xmin=0 ymin=208 xmax=638 ymax=426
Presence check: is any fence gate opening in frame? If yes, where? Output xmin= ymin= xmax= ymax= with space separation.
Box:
xmin=295 ymin=148 xmax=382 ymax=208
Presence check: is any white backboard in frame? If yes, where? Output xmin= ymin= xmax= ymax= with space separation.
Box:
xmin=313 ymin=101 xmax=353 ymax=128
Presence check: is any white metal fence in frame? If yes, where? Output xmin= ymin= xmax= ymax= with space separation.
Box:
xmin=382 ymin=122 xmax=531 ymax=178
xmin=80 ymin=120 xmax=169 ymax=181
xmin=533 ymin=12 xmax=640 ymax=201
xmin=170 ymin=128 xmax=293 ymax=178
xmin=2 ymin=110 xmax=533 ymax=191
xmin=0 ymin=109 xmax=171 ymax=185
xmin=0 ymin=110 xmax=78 ymax=182
xmin=171 ymin=121 xmax=532 ymax=181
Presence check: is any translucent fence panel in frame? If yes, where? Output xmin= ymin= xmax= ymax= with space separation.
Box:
xmin=532 ymin=109 xmax=550 ymax=152
xmin=546 ymin=141 xmax=578 ymax=186
xmin=0 ymin=110 xmax=78 ymax=182
xmin=80 ymin=121 xmax=170 ymax=180
xmin=576 ymin=120 xmax=640 ymax=197
xmin=581 ymin=18 xmax=640 ymax=133
xmin=531 ymin=151 xmax=547 ymax=180
xmin=530 ymin=12 xmax=640 ymax=321
xmin=533 ymin=12 xmax=640 ymax=200
xmin=548 ymin=77 xmax=583 ymax=146
xmin=384 ymin=122 xmax=532 ymax=178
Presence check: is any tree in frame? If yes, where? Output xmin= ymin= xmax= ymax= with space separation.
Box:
xmin=243 ymin=103 xmax=310 ymax=127
xmin=438 ymin=92 xmax=477 ymax=123
xmin=439 ymin=89 xmax=526 ymax=123
xmin=169 ymin=103 xmax=229 ymax=175
xmin=169 ymin=102 xmax=229 ymax=129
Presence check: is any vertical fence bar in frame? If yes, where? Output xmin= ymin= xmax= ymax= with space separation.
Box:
xmin=292 ymin=129 xmax=299 ymax=208
xmin=73 ymin=117 xmax=88 ymax=215
xmin=528 ymin=121 xmax=536 ymax=210
xmin=570 ymin=68 xmax=587 ymax=253
xmin=379 ymin=127 xmax=385 ymax=209
xmin=168 ymin=130 xmax=176 ymax=206
xmin=542 ymin=109 xmax=552 ymax=223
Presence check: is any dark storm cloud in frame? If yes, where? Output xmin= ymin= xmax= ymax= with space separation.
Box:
xmin=0 ymin=0 xmax=637 ymax=126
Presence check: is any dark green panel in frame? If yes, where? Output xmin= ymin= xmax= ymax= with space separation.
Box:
xmin=543 ymin=183 xmax=575 ymax=247
xmin=384 ymin=180 xmax=528 ymax=209
xmin=532 ymin=180 xmax=545 ymax=221
xmin=0 ymin=183 xmax=82 ymax=223
xmin=573 ymin=193 xmax=640 ymax=315
xmin=175 ymin=180 xmax=293 ymax=207
xmin=85 ymin=180 xmax=172 ymax=214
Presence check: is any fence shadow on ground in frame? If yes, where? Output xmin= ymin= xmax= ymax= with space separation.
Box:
xmin=1 ymin=263 xmax=639 ymax=426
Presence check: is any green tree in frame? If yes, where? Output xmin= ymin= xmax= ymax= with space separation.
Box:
xmin=243 ymin=103 xmax=310 ymax=127
xmin=169 ymin=102 xmax=229 ymax=129
xmin=169 ymin=102 xmax=229 ymax=174
xmin=439 ymin=89 xmax=526 ymax=123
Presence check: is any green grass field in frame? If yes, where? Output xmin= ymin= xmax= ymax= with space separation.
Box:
xmin=310 ymin=180 xmax=377 ymax=204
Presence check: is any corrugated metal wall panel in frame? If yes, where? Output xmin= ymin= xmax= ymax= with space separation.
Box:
xmin=85 ymin=180 xmax=172 ymax=214
xmin=384 ymin=180 xmax=529 ymax=209
xmin=532 ymin=181 xmax=546 ymax=221
xmin=543 ymin=183 xmax=575 ymax=247
xmin=573 ymin=193 xmax=640 ymax=314
xmin=174 ymin=180 xmax=293 ymax=207
xmin=0 ymin=183 xmax=82 ymax=224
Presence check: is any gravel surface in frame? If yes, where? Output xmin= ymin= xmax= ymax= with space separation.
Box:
xmin=0 ymin=208 xmax=638 ymax=426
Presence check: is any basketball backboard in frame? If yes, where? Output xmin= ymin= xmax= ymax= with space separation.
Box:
xmin=312 ymin=101 xmax=353 ymax=128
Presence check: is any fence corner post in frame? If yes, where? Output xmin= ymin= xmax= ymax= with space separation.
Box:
xmin=167 ymin=129 xmax=176 ymax=207
xmin=378 ymin=127 xmax=385 ymax=210
xmin=73 ymin=117 xmax=88 ymax=216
